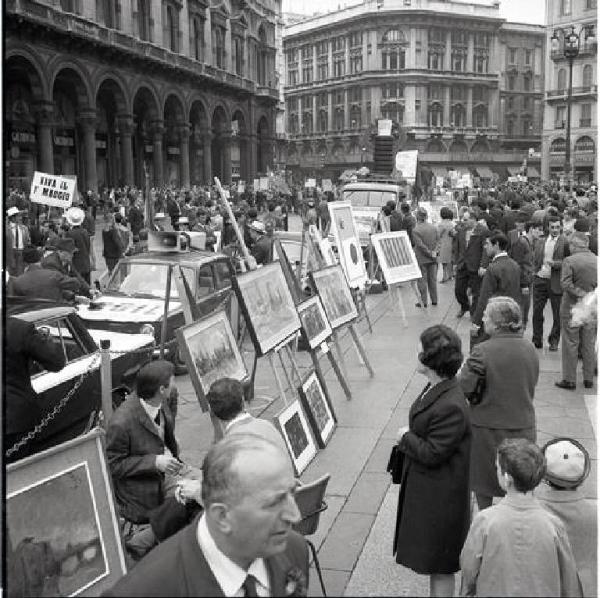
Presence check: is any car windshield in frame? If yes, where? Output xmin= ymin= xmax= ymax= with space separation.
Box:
xmin=107 ymin=262 xmax=194 ymax=299
xmin=344 ymin=190 xmax=369 ymax=207
xmin=343 ymin=190 xmax=397 ymax=208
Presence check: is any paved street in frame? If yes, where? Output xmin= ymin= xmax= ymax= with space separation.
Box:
xmin=90 ymin=219 xmax=596 ymax=597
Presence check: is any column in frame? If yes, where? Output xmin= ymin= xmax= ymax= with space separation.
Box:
xmin=204 ymin=7 xmax=212 ymax=64
xmin=312 ymin=44 xmax=318 ymax=82
xmin=445 ymin=30 xmax=452 ymax=70
xmin=221 ymin=132 xmax=232 ymax=183
xmin=467 ymin=33 xmax=474 ymax=73
xmin=408 ymin=29 xmax=417 ymax=68
xmin=178 ymin=123 xmax=191 ymax=188
xmin=34 ymin=101 xmax=55 ymax=174
xmin=466 ymin=86 xmax=473 ymax=128
xmin=405 ymin=85 xmax=416 ymax=127
xmin=327 ymin=91 xmax=333 ymax=131
xmin=345 ymin=36 xmax=350 ymax=75
xmin=489 ymin=88 xmax=499 ymax=128
xmin=78 ymin=109 xmax=98 ymax=193
xmin=328 ymin=40 xmax=333 ymax=77
xmin=117 ymin=114 xmax=135 ymax=186
xmin=344 ymin=89 xmax=350 ymax=129
xmin=151 ymin=120 xmax=165 ymax=187
xmin=443 ymin=86 xmax=451 ymax=126
xmin=225 ymin=19 xmax=232 ymax=72
xmin=202 ymin=127 xmax=213 ymax=184
xmin=248 ymin=132 xmax=257 ymax=179
xmin=312 ymin=95 xmax=318 ymax=133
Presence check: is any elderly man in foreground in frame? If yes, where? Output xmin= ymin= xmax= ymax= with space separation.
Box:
xmin=105 ymin=435 xmax=309 ymax=597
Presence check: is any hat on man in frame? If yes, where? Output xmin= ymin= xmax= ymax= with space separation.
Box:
xmin=249 ymin=220 xmax=266 ymax=234
xmin=65 ymin=207 xmax=85 ymax=227
xmin=574 ymin=218 xmax=591 ymax=233
xmin=6 ymin=206 xmax=21 ymax=218
xmin=154 ymin=212 xmax=167 ymax=219
xmin=542 ymin=437 xmax=590 ymax=489
xmin=23 ymin=245 xmax=41 ymax=264
xmin=178 ymin=216 xmax=189 ymax=225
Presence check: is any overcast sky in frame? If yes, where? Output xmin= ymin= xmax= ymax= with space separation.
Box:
xmin=282 ymin=0 xmax=545 ymax=24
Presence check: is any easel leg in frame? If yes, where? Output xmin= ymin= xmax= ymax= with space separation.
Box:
xmin=394 ymin=285 xmax=408 ymax=327
xmin=325 ymin=350 xmax=352 ymax=400
xmin=284 ymin=345 xmax=304 ymax=387
xmin=277 ymin=349 xmax=295 ymax=396
xmin=361 ymin=289 xmax=373 ymax=334
xmin=332 ymin=330 xmax=348 ymax=379
xmin=349 ymin=324 xmax=374 ymax=377
xmin=309 ymin=350 xmax=338 ymax=421
xmin=268 ymin=352 xmax=288 ymax=406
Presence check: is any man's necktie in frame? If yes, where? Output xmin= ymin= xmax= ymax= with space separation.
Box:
xmin=14 ymin=225 xmax=20 ymax=250
xmin=242 ymin=574 xmax=259 ymax=597
xmin=154 ymin=409 xmax=161 ymax=427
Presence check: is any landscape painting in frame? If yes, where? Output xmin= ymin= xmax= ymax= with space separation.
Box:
xmin=310 ymin=265 xmax=358 ymax=330
xmin=274 ymin=401 xmax=317 ymax=475
xmin=234 ymin=262 xmax=301 ymax=356
xmin=297 ymin=295 xmax=333 ymax=350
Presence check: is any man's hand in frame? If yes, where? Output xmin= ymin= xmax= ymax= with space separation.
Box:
xmin=396 ymin=425 xmax=409 ymax=443
xmin=478 ymin=267 xmax=486 ymax=277
xmin=521 ymin=287 xmax=530 ymax=295
xmin=155 ymin=455 xmax=183 ymax=475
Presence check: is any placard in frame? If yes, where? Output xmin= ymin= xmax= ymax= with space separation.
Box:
xmin=322 ymin=179 xmax=333 ymax=192
xmin=237 ymin=181 xmax=245 ymax=194
xmin=253 ymin=178 xmax=260 ymax=191
xmin=394 ymin=150 xmax=418 ymax=181
xmin=371 ymin=230 xmax=422 ymax=285
xmin=259 ymin=177 xmax=269 ymax=191
xmin=377 ymin=119 xmax=392 ymax=136
xmin=305 ymin=178 xmax=316 ymax=188
xmin=30 ymin=171 xmax=76 ymax=208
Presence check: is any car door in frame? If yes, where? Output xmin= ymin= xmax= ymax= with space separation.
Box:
xmin=30 ymin=316 xmax=102 ymax=453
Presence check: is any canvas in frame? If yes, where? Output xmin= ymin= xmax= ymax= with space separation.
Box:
xmin=234 ymin=262 xmax=301 ymax=356
xmin=176 ymin=309 xmax=248 ymax=411
xmin=310 ymin=265 xmax=358 ymax=330
xmin=298 ymin=372 xmax=336 ymax=448
xmin=327 ymin=201 xmax=368 ymax=288
xmin=371 ymin=231 xmax=422 ymax=285
xmin=273 ymin=401 xmax=318 ymax=475
xmin=6 ymin=429 xmax=127 ymax=596
xmin=297 ymin=295 xmax=333 ymax=350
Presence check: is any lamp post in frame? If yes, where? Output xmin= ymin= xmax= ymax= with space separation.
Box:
xmin=551 ymin=25 xmax=596 ymax=190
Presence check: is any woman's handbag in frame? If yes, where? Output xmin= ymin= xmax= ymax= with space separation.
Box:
xmin=386 ymin=444 xmax=405 ymax=484
xmin=464 ymin=372 xmax=486 ymax=405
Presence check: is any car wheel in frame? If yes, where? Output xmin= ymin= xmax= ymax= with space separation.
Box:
xmin=174 ymin=346 xmax=188 ymax=376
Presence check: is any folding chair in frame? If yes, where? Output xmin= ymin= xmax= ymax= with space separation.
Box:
xmin=292 ymin=474 xmax=331 ymax=597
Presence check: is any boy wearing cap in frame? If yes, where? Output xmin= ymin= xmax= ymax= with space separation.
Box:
xmin=460 ymin=438 xmax=582 ymax=597
xmin=537 ymin=438 xmax=596 ymax=597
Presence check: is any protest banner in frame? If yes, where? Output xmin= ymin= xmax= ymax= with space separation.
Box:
xmin=30 ymin=171 xmax=76 ymax=208
xmin=237 ymin=181 xmax=245 ymax=194
xmin=305 ymin=178 xmax=316 ymax=188
xmin=394 ymin=150 xmax=418 ymax=181
xmin=253 ymin=178 xmax=260 ymax=191
xmin=259 ymin=177 xmax=269 ymax=191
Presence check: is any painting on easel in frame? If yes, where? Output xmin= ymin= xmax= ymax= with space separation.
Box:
xmin=310 ymin=264 xmax=358 ymax=330
xmin=298 ymin=371 xmax=336 ymax=448
xmin=371 ymin=231 xmax=422 ymax=285
xmin=297 ymin=295 xmax=333 ymax=350
xmin=234 ymin=262 xmax=301 ymax=356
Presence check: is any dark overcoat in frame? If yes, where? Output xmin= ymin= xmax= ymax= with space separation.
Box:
xmin=393 ymin=378 xmax=471 ymax=574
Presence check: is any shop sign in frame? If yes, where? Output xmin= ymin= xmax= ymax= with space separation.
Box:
xmin=30 ymin=171 xmax=76 ymax=208
xmin=96 ymin=139 xmax=107 ymax=149
xmin=53 ymin=134 xmax=74 ymax=147
xmin=167 ymin=146 xmax=180 ymax=155
xmin=11 ymin=131 xmax=36 ymax=145
xmin=144 ymin=145 xmax=154 ymax=153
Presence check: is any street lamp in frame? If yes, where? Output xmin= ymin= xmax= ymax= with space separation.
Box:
xmin=550 ymin=24 xmax=596 ymax=189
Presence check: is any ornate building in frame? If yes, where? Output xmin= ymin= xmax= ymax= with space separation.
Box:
xmin=282 ymin=0 xmax=545 ymax=182
xmin=5 ymin=0 xmax=281 ymax=192
xmin=542 ymin=0 xmax=597 ymax=182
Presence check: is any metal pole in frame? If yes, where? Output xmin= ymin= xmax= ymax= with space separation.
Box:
xmin=160 ymin=267 xmax=172 ymax=358
xmin=100 ymin=339 xmax=113 ymax=425
xmin=565 ymin=56 xmax=574 ymax=193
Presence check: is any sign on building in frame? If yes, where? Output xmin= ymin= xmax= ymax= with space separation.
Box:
xmin=30 ymin=171 xmax=77 ymax=208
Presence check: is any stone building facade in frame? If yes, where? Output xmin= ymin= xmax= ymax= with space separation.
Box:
xmin=5 ymin=0 xmax=281 ymax=192
xmin=542 ymin=0 xmax=597 ymax=182
xmin=282 ymin=0 xmax=545 ymax=183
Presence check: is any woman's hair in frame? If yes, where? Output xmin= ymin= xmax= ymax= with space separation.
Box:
xmin=497 ymin=438 xmax=546 ymax=493
xmin=418 ymin=325 xmax=463 ymax=378
xmin=440 ymin=206 xmax=453 ymax=220
xmin=484 ymin=296 xmax=522 ymax=333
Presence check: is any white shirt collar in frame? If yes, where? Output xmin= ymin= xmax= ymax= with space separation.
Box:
xmin=492 ymin=251 xmax=508 ymax=261
xmin=139 ymin=397 xmax=160 ymax=423
xmin=196 ymin=514 xmax=269 ymax=597
xmin=224 ymin=412 xmax=252 ymax=433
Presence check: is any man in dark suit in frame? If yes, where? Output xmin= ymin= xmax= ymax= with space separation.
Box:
xmin=471 ymin=231 xmax=522 ymax=343
xmin=412 ymin=208 xmax=440 ymax=308
xmin=65 ymin=207 xmax=92 ymax=284
xmin=105 ymin=435 xmax=309 ymax=597
xmin=5 ymin=317 xmax=66 ymax=463
xmin=106 ymin=360 xmax=183 ymax=559
xmin=531 ymin=216 xmax=570 ymax=351
xmin=5 ymin=206 xmax=30 ymax=276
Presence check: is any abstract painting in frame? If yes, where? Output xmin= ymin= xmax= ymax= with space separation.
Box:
xmin=371 ymin=231 xmax=422 ymax=285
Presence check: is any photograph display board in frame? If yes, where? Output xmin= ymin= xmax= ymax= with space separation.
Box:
xmin=310 ymin=265 xmax=358 ymax=330
xmin=327 ymin=202 xmax=368 ymax=288
xmin=298 ymin=372 xmax=336 ymax=448
xmin=371 ymin=231 xmax=422 ymax=285
xmin=176 ymin=310 xmax=248 ymax=410
xmin=273 ymin=401 xmax=318 ymax=475
xmin=6 ymin=429 xmax=127 ymax=596
xmin=297 ymin=295 xmax=333 ymax=350
xmin=234 ymin=262 xmax=301 ymax=356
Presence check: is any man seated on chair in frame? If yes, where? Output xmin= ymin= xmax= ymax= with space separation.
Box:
xmin=105 ymin=435 xmax=310 ymax=597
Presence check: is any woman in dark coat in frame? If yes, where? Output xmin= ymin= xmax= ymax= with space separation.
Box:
xmin=459 ymin=295 xmax=539 ymax=511
xmin=393 ymin=324 xmax=471 ymax=597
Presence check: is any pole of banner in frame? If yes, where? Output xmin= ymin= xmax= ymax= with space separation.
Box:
xmin=100 ymin=340 xmax=113 ymax=426
xmin=160 ymin=267 xmax=172 ymax=358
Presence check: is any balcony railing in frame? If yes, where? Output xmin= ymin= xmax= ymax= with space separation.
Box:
xmin=555 ymin=120 xmax=566 ymax=129
xmin=547 ymin=85 xmax=597 ymax=97
xmin=580 ymin=118 xmax=592 ymax=127
xmin=551 ymin=42 xmax=597 ymax=60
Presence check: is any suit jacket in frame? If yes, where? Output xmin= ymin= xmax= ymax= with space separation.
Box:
xmin=412 ymin=222 xmax=440 ymax=265
xmin=472 ymin=255 xmax=522 ymax=327
xmin=533 ymin=234 xmax=570 ymax=294
xmin=459 ymin=332 xmax=539 ymax=429
xmin=4 ymin=223 xmax=31 ymax=270
xmin=106 ymin=397 xmax=179 ymax=524
xmin=66 ymin=227 xmax=92 ymax=275
xmin=508 ymin=232 xmax=534 ymax=287
xmin=11 ymin=264 xmax=80 ymax=303
xmin=104 ymin=517 xmax=309 ymax=597
xmin=5 ymin=318 xmax=66 ymax=436
xmin=560 ymin=248 xmax=597 ymax=314
xmin=453 ymin=224 xmax=489 ymax=272
xmin=227 ymin=414 xmax=288 ymax=455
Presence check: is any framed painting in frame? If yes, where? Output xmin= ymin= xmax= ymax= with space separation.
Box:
xmin=310 ymin=264 xmax=358 ymax=330
xmin=273 ymin=401 xmax=318 ymax=475
xmin=298 ymin=371 xmax=336 ymax=448
xmin=233 ymin=262 xmax=302 ymax=356
xmin=327 ymin=201 xmax=368 ymax=288
xmin=6 ymin=429 xmax=127 ymax=597
xmin=296 ymin=295 xmax=333 ymax=350
xmin=371 ymin=231 xmax=422 ymax=285
xmin=176 ymin=309 xmax=248 ymax=411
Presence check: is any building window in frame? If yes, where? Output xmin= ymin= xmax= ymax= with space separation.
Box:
xmin=334 ymin=55 xmax=345 ymax=78
xmin=452 ymin=50 xmax=466 ymax=72
xmin=288 ymin=70 xmax=298 ymax=86
xmin=429 ymin=103 xmax=443 ymax=127
xmin=351 ymin=54 xmax=363 ymax=74
xmin=97 ymin=0 xmax=120 ymax=28
xmin=350 ymin=32 xmax=363 ymax=47
xmin=136 ymin=0 xmax=152 ymax=41
xmin=383 ymin=83 xmax=403 ymax=99
xmin=213 ymin=26 xmax=225 ymax=68
xmin=581 ymin=103 xmax=592 ymax=126
xmin=334 ymin=107 xmax=344 ymax=130
xmin=428 ymin=85 xmax=444 ymax=101
xmin=257 ymin=26 xmax=269 ymax=86
xmin=474 ymin=53 xmax=488 ymax=73
xmin=288 ymin=113 xmax=298 ymax=134
xmin=473 ymin=86 xmax=487 ymax=103
xmin=507 ymin=119 xmax=514 ymax=136
xmin=523 ymin=76 xmax=531 ymax=91
xmin=523 ymin=119 xmax=531 ymax=136
xmin=349 ymin=87 xmax=362 ymax=103
xmin=302 ymin=111 xmax=312 ymax=135
xmin=382 ymin=102 xmax=403 ymax=125
xmin=508 ymin=75 xmax=516 ymax=90
xmin=233 ymin=37 xmax=243 ymax=75
xmin=318 ymin=110 xmax=328 ymax=132
xmin=586 ymin=0 xmax=597 ymax=8
xmin=428 ymin=27 xmax=446 ymax=71
xmin=165 ymin=3 xmax=179 ymax=52
xmin=350 ymin=105 xmax=361 ymax=128
xmin=451 ymin=104 xmax=465 ymax=127
xmin=302 ymin=63 xmax=313 ymax=84
xmin=333 ymin=36 xmax=346 ymax=52
xmin=508 ymin=47 xmax=517 ymax=64
xmin=523 ymin=96 xmax=531 ymax=111
xmin=583 ymin=64 xmax=593 ymax=88
xmin=473 ymin=105 xmax=487 ymax=128
xmin=318 ymin=63 xmax=329 ymax=80
xmin=61 ymin=0 xmax=77 ymax=12
xmin=556 ymin=105 xmax=566 ymax=128
xmin=428 ymin=50 xmax=444 ymax=70
xmin=525 ymin=49 xmax=533 ymax=65
xmin=560 ymin=0 xmax=572 ymax=15
xmin=287 ymin=48 xmax=298 ymax=65
xmin=300 ymin=44 xmax=312 ymax=60
xmin=381 ymin=29 xmax=407 ymax=71
xmin=192 ymin=17 xmax=204 ymax=61
xmin=557 ymin=68 xmax=566 ymax=91
xmin=316 ymin=41 xmax=328 ymax=56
